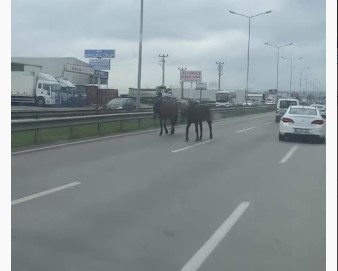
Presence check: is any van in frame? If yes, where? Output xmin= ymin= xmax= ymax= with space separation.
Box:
xmin=275 ymin=98 xmax=299 ymax=122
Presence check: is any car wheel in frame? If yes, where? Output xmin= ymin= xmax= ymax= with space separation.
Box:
xmin=279 ymin=133 xmax=285 ymax=141
xmin=36 ymin=97 xmax=45 ymax=106
xmin=318 ymin=136 xmax=326 ymax=144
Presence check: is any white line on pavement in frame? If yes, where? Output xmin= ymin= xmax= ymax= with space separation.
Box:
xmin=11 ymin=182 xmax=81 ymax=206
xmin=172 ymin=140 xmax=213 ymax=153
xmin=265 ymin=121 xmax=274 ymax=124
xmin=280 ymin=144 xmax=299 ymax=164
xmin=236 ymin=127 xmax=255 ymax=133
xmin=11 ymin=129 xmax=160 ymax=155
xmin=180 ymin=201 xmax=250 ymax=271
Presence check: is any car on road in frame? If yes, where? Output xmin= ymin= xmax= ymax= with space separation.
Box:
xmin=106 ymin=97 xmax=137 ymax=110
xmin=275 ymin=98 xmax=299 ymax=122
xmin=310 ymin=103 xmax=326 ymax=118
xmin=279 ymin=105 xmax=326 ymax=143
xmin=242 ymin=101 xmax=254 ymax=106
xmin=264 ymin=99 xmax=276 ymax=105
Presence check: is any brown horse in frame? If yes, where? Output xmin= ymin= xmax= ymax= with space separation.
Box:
xmin=153 ymin=97 xmax=179 ymax=135
xmin=180 ymin=100 xmax=213 ymax=141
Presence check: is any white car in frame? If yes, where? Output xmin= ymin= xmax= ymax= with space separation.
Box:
xmin=279 ymin=106 xmax=326 ymax=143
xmin=275 ymin=98 xmax=299 ymax=122
xmin=310 ymin=103 xmax=326 ymax=118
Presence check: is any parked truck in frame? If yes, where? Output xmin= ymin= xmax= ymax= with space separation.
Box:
xmin=11 ymin=71 xmax=61 ymax=106
xmin=57 ymin=78 xmax=79 ymax=106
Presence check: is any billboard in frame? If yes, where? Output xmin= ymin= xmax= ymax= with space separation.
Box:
xmin=94 ymin=70 xmax=109 ymax=79
xmin=89 ymin=59 xmax=111 ymax=70
xmin=64 ymin=64 xmax=94 ymax=75
xmin=195 ymin=82 xmax=207 ymax=90
xmin=180 ymin=70 xmax=202 ymax=82
xmin=84 ymin=49 xmax=115 ymax=58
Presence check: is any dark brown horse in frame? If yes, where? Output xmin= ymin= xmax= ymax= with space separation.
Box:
xmin=181 ymin=100 xmax=213 ymax=141
xmin=153 ymin=97 xmax=179 ymax=135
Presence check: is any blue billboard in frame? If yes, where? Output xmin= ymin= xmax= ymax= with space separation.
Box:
xmin=94 ymin=70 xmax=109 ymax=79
xmin=89 ymin=59 xmax=110 ymax=70
xmin=84 ymin=49 xmax=115 ymax=58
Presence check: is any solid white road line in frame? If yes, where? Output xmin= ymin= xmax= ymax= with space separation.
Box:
xmin=280 ymin=144 xmax=299 ymax=164
xmin=180 ymin=201 xmax=250 ymax=271
xmin=265 ymin=121 xmax=274 ymax=125
xmin=11 ymin=129 xmax=160 ymax=155
xmin=236 ymin=127 xmax=255 ymax=133
xmin=11 ymin=182 xmax=81 ymax=206
xmin=172 ymin=140 xmax=213 ymax=153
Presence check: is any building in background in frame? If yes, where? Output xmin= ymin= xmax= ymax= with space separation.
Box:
xmin=11 ymin=57 xmax=109 ymax=86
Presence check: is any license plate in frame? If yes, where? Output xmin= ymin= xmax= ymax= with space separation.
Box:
xmin=294 ymin=128 xmax=309 ymax=133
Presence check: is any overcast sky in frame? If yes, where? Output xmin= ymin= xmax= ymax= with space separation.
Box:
xmin=11 ymin=0 xmax=326 ymax=93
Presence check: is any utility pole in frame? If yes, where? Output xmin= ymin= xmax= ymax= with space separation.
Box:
xmin=136 ymin=0 xmax=144 ymax=110
xmin=178 ymin=67 xmax=187 ymax=100
xmin=216 ymin=62 xmax=224 ymax=91
xmin=159 ymin=54 xmax=168 ymax=86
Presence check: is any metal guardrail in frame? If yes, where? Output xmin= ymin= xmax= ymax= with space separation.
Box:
xmin=11 ymin=108 xmax=153 ymax=119
xmin=12 ymin=106 xmax=275 ymax=132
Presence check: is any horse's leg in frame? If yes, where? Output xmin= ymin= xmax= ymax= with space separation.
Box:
xmin=195 ymin=122 xmax=199 ymax=141
xmin=164 ymin=118 xmax=169 ymax=134
xmin=207 ymin=120 xmax=213 ymax=139
xmin=186 ymin=121 xmax=191 ymax=142
xmin=159 ymin=117 xmax=163 ymax=136
xmin=199 ymin=121 xmax=203 ymax=140
xmin=170 ymin=116 xmax=175 ymax=135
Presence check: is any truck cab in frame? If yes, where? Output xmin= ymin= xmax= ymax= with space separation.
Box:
xmin=57 ymin=78 xmax=78 ymax=106
xmin=35 ymin=73 xmax=61 ymax=106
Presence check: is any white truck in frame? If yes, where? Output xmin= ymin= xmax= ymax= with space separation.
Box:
xmin=11 ymin=71 xmax=61 ymax=106
xmin=57 ymin=78 xmax=78 ymax=106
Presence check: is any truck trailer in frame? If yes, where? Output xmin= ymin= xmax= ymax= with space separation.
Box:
xmin=11 ymin=71 xmax=61 ymax=106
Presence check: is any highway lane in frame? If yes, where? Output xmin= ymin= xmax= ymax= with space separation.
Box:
xmin=11 ymin=112 xmax=325 ymax=271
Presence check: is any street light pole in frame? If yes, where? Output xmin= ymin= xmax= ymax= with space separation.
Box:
xmin=229 ymin=9 xmax=272 ymax=104
xmin=178 ymin=67 xmax=187 ymax=100
xmin=265 ymin=42 xmax=293 ymax=92
xmin=281 ymin=56 xmax=302 ymax=94
xmin=297 ymin=67 xmax=310 ymax=93
xmin=136 ymin=0 xmax=144 ymax=110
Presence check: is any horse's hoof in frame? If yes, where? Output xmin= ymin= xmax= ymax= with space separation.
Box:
xmin=159 ymin=133 xmax=162 ymax=136
xmin=185 ymin=139 xmax=189 ymax=142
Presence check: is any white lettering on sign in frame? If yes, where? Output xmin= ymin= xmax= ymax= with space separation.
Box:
xmin=180 ymin=70 xmax=202 ymax=82
xmin=65 ymin=64 xmax=95 ymax=75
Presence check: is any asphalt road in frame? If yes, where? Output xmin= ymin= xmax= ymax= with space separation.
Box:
xmin=11 ymin=112 xmax=325 ymax=271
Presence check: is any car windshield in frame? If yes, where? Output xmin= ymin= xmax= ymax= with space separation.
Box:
xmin=280 ymin=100 xmax=298 ymax=108
xmin=216 ymin=93 xmax=230 ymax=102
xmin=108 ymin=99 xmax=127 ymax=106
xmin=311 ymin=104 xmax=324 ymax=109
xmin=289 ymin=108 xmax=317 ymax=115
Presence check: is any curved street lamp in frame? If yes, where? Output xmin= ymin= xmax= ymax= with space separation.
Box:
xmin=265 ymin=42 xmax=293 ymax=92
xmin=294 ymin=67 xmax=310 ymax=93
xmin=229 ymin=9 xmax=272 ymax=103
xmin=281 ymin=56 xmax=303 ymax=94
